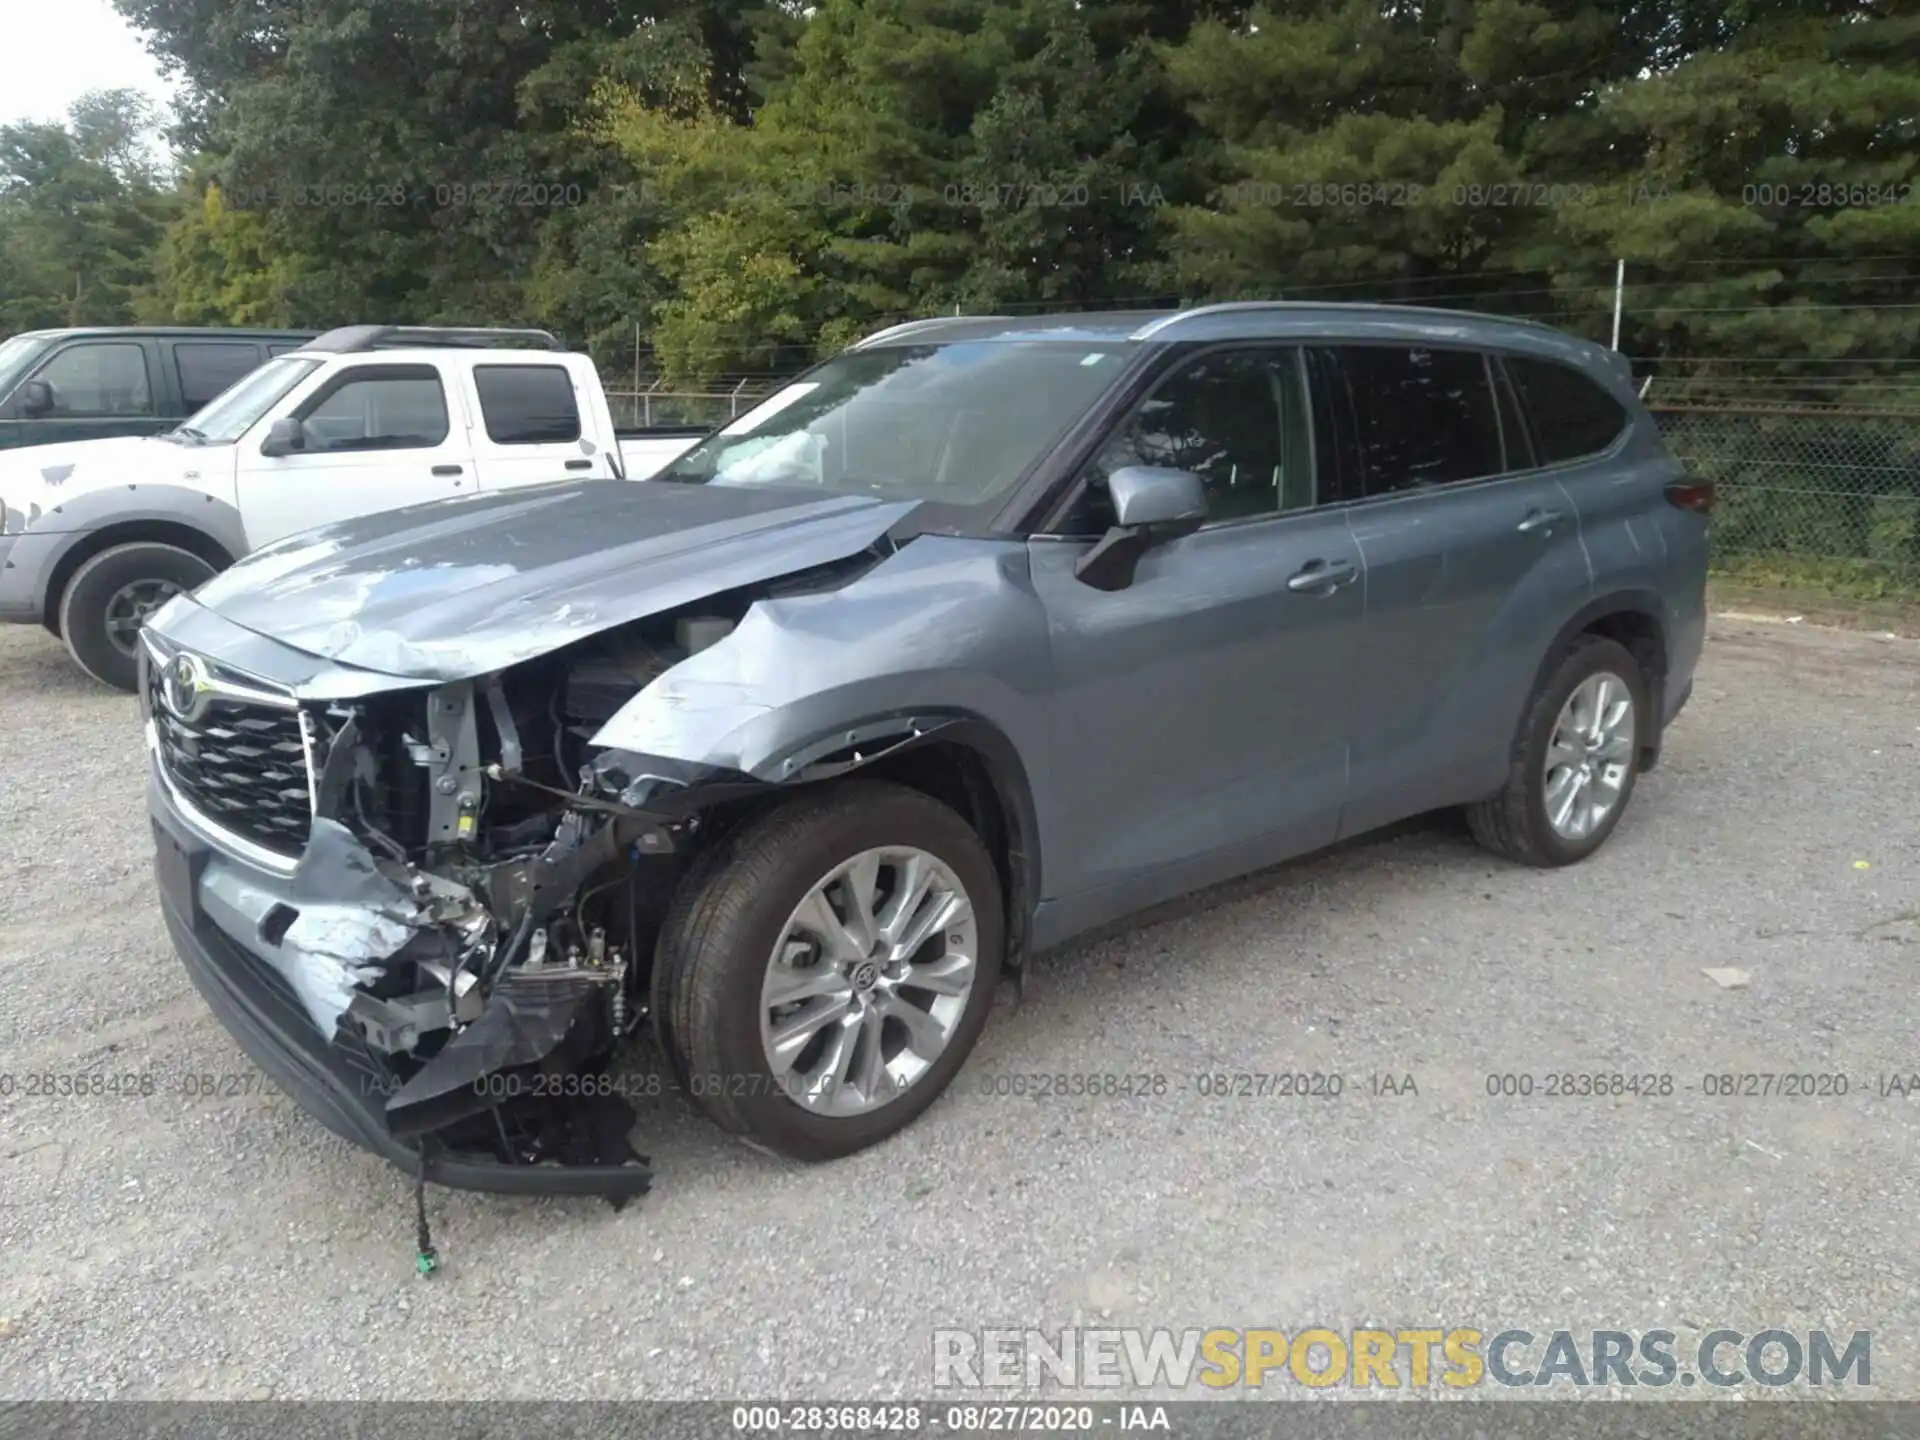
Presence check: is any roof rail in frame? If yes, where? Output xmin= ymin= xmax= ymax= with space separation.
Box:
xmin=1130 ymin=302 xmax=1302 ymax=339
xmin=1132 ymin=300 xmax=1555 ymax=340
xmin=851 ymin=316 xmax=1010 ymax=350
xmin=301 ymin=324 xmax=566 ymax=354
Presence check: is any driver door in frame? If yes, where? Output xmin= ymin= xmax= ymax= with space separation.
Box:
xmin=1028 ymin=345 xmax=1366 ymax=913
xmin=235 ymin=362 xmax=474 ymax=545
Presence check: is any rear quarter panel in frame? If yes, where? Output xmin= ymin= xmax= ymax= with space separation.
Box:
xmin=1563 ymin=410 xmax=1705 ymax=719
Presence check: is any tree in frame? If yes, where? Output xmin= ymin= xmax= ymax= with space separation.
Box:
xmin=630 ymin=0 xmax=1186 ymax=380
xmin=135 ymin=176 xmax=313 ymax=325
xmin=0 ymin=90 xmax=176 ymax=333
xmin=1538 ymin=2 xmax=1920 ymax=365
xmin=1157 ymin=1 xmax=1728 ymax=309
xmin=115 ymin=0 xmax=768 ymax=329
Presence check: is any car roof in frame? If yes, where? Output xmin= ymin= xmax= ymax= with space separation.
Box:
xmin=287 ymin=348 xmax=582 ymax=366
xmin=852 ymin=302 xmax=1626 ymax=388
xmin=7 ymin=326 xmax=318 ymax=342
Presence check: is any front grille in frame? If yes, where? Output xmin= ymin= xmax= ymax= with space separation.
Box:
xmin=148 ymin=659 xmax=313 ymax=860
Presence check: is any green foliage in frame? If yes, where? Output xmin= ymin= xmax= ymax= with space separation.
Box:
xmin=1538 ymin=0 xmax=1920 ymax=361
xmin=1 ymin=0 xmax=1907 ymax=393
xmin=0 ymin=90 xmax=178 ymax=332
xmin=135 ymin=180 xmax=309 ymax=325
xmin=628 ymin=0 xmax=1185 ymax=379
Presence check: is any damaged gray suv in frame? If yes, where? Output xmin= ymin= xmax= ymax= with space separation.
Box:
xmin=142 ymin=303 xmax=1708 ymax=1199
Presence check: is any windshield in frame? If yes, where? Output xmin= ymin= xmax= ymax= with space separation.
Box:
xmin=654 ymin=341 xmax=1134 ymax=504
xmin=0 ymin=332 xmax=53 ymax=395
xmin=177 ymin=354 xmax=322 ymax=442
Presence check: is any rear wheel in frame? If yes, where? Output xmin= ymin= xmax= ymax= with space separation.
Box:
xmin=59 ymin=543 xmax=217 ymax=692
xmin=653 ymin=780 xmax=1003 ymax=1160
xmin=1466 ymin=634 xmax=1646 ymax=867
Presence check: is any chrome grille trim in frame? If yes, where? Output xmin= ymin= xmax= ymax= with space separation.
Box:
xmin=139 ymin=630 xmax=300 ymax=710
xmin=141 ymin=631 xmax=316 ymax=868
xmin=146 ymin=722 xmax=302 ymax=876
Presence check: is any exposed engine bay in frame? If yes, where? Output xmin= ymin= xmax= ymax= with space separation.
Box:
xmin=225 ymin=552 xmax=943 ymax=1199
xmin=141 ymin=483 xmax=1045 ymax=1239
xmin=278 ymin=610 xmax=741 ymax=1192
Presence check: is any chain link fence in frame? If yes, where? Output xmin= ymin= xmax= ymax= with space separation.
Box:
xmin=1651 ymin=404 xmax=1920 ymax=597
xmin=596 ymin=364 xmax=1920 ymax=599
xmin=603 ymin=383 xmax=775 ymax=430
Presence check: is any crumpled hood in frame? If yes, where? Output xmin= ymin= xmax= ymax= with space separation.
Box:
xmin=188 ymin=479 xmax=919 ymax=680
xmin=0 ymin=435 xmax=195 ymax=533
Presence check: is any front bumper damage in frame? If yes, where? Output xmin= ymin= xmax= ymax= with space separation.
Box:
xmin=150 ymin=795 xmax=660 ymax=1198
xmin=138 ymin=518 xmax=1002 ymax=1205
xmin=148 ymin=704 xmax=970 ymax=1199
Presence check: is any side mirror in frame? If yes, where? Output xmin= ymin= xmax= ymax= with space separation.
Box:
xmin=1073 ymin=466 xmax=1208 ymax=592
xmin=16 ymin=379 xmax=52 ymax=419
xmin=259 ymin=416 xmax=306 ymax=457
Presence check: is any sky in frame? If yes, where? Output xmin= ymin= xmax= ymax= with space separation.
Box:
xmin=0 ymin=0 xmax=177 ymax=129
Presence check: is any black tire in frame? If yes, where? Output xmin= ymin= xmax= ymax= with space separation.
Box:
xmin=58 ymin=542 xmax=216 ymax=692
xmin=652 ymin=779 xmax=1004 ymax=1161
xmin=1466 ymin=634 xmax=1648 ymax=867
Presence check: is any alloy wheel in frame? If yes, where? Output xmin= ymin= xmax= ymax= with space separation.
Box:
xmin=759 ymin=847 xmax=979 ymax=1117
xmin=103 ymin=578 xmax=186 ymax=658
xmin=1542 ymin=670 xmax=1637 ymax=840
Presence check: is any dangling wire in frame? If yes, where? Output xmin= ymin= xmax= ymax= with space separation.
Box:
xmin=413 ymin=1144 xmax=439 ymax=1277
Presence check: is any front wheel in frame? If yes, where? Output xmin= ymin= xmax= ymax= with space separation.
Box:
xmin=1466 ymin=634 xmax=1648 ymax=867
xmin=653 ymin=780 xmax=1003 ymax=1160
xmin=58 ymin=542 xmax=216 ymax=692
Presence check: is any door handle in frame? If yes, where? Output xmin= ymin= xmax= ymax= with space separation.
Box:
xmin=432 ymin=464 xmax=463 ymax=477
xmin=1286 ymin=559 xmax=1358 ymax=594
xmin=1517 ymin=507 xmax=1564 ymax=534
xmin=564 ymin=459 xmax=592 ymax=471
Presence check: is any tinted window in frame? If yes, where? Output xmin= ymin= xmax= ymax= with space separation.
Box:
xmin=1330 ymin=346 xmax=1503 ymax=497
xmin=1506 ymin=356 xmax=1627 ymax=465
xmin=1493 ymin=362 xmax=1536 ymax=470
xmin=1084 ymin=348 xmax=1312 ymax=525
xmin=268 ymin=343 xmax=307 ymax=357
xmin=298 ymin=367 xmax=449 ymax=451
xmin=32 ymin=343 xmax=154 ymax=417
xmin=474 ymin=364 xmax=582 ymax=444
xmin=175 ymin=342 xmax=264 ymax=410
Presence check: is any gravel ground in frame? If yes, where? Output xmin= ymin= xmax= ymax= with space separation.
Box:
xmin=0 ymin=613 xmax=1916 ymax=1402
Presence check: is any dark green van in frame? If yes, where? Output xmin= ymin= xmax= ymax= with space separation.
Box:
xmin=0 ymin=327 xmax=318 ymax=451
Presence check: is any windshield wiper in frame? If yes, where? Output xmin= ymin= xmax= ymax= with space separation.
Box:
xmin=168 ymin=426 xmax=209 ymax=443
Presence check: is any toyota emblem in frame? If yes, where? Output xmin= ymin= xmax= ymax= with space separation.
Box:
xmin=161 ymin=652 xmax=213 ymax=724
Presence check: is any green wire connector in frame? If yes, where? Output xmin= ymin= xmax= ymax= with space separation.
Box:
xmin=413 ymin=1149 xmax=439 ymax=1276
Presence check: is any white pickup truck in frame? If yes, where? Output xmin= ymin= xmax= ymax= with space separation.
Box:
xmin=0 ymin=325 xmax=708 ymax=689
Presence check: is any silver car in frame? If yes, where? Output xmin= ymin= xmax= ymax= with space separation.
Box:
xmin=141 ymin=303 xmax=1709 ymax=1200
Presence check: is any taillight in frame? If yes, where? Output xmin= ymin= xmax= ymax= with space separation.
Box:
xmin=1665 ymin=479 xmax=1715 ymax=514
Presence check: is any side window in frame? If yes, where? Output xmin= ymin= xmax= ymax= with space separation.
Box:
xmin=1070 ymin=348 xmax=1311 ymax=530
xmin=1492 ymin=360 xmax=1537 ymax=471
xmin=1505 ymin=355 xmax=1628 ymax=466
xmin=31 ymin=343 xmax=154 ymax=417
xmin=176 ymin=342 xmax=264 ymax=411
xmin=1330 ymin=345 xmax=1503 ymax=497
xmin=295 ymin=366 xmax=450 ymax=453
xmin=473 ymin=364 xmax=582 ymax=445
xmin=268 ymin=343 xmax=307 ymax=357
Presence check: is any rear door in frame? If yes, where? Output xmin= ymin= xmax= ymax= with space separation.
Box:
xmin=465 ymin=359 xmax=617 ymax=489
xmin=234 ymin=359 xmax=473 ymax=545
xmin=1029 ymin=344 xmax=1365 ymax=912
xmin=172 ymin=340 xmax=268 ymax=421
xmin=1319 ymin=343 xmax=1593 ymax=837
